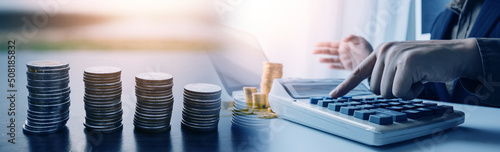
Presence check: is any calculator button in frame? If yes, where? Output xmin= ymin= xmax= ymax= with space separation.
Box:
xmin=354 ymin=110 xmax=376 ymax=120
xmin=402 ymin=105 xmax=416 ymax=110
xmin=416 ymin=108 xmax=433 ymax=117
xmin=372 ymin=108 xmax=407 ymax=122
xmin=310 ymin=97 xmax=323 ymax=104
xmin=340 ymin=106 xmax=362 ymax=115
xmin=411 ymin=100 xmax=423 ymax=104
xmin=439 ymin=105 xmax=454 ymax=113
xmin=423 ymin=102 xmax=438 ymax=107
xmin=337 ymin=99 xmax=348 ymax=103
xmin=412 ymin=104 xmax=426 ymax=108
xmin=402 ymin=110 xmax=423 ymax=119
xmin=357 ymin=104 xmax=375 ymax=110
xmin=317 ymin=100 xmax=336 ymax=107
xmin=400 ymin=101 xmax=413 ymax=105
xmin=324 ymin=97 xmax=335 ymax=100
xmin=327 ymin=103 xmax=347 ymax=111
xmin=347 ymin=101 xmax=362 ymax=106
xmin=428 ymin=106 xmax=445 ymax=116
xmin=386 ymin=106 xmax=404 ymax=112
xmin=369 ymin=114 xmax=393 ymax=125
xmin=388 ymin=102 xmax=401 ymax=106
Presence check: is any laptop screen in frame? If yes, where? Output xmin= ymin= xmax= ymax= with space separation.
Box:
xmin=207 ymin=28 xmax=268 ymax=96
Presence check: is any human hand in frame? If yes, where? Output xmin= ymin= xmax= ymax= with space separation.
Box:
xmin=329 ymin=38 xmax=482 ymax=99
xmin=313 ymin=35 xmax=373 ymax=70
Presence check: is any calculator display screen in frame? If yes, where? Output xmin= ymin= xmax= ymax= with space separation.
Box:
xmin=280 ymin=79 xmax=373 ymax=99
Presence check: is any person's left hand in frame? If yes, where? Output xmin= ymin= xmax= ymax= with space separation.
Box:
xmin=313 ymin=35 xmax=373 ymax=70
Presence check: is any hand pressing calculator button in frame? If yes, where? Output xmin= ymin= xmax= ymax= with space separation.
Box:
xmin=267 ymin=79 xmax=465 ymax=146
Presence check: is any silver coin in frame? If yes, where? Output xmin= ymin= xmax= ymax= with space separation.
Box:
xmin=27 ymin=72 xmax=69 ymax=80
xmin=23 ymin=123 xmax=63 ymax=135
xmin=27 ymin=77 xmax=70 ymax=87
xmin=84 ymin=74 xmax=121 ymax=81
xmin=181 ymin=120 xmax=218 ymax=132
xmin=184 ymin=83 xmax=222 ymax=94
xmin=134 ymin=122 xmax=171 ymax=133
xmin=135 ymin=72 xmax=173 ymax=82
xmin=27 ymin=60 xmax=69 ymax=69
xmin=84 ymin=66 xmax=121 ymax=75
xmin=28 ymin=100 xmax=70 ymax=112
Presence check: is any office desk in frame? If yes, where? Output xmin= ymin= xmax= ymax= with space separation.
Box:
xmin=0 ymin=50 xmax=499 ymax=152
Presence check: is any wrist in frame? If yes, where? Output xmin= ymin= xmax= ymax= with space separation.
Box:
xmin=461 ymin=38 xmax=482 ymax=81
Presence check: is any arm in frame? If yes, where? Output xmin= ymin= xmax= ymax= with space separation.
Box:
xmin=459 ymin=38 xmax=500 ymax=106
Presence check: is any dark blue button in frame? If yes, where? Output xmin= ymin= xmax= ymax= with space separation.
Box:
xmin=324 ymin=97 xmax=335 ymax=100
xmin=317 ymin=100 xmax=336 ymax=107
xmin=376 ymin=99 xmax=389 ymax=103
xmin=411 ymin=100 xmax=423 ymax=104
xmin=340 ymin=106 xmax=361 ymax=115
xmin=347 ymin=101 xmax=362 ymax=106
xmin=402 ymin=110 xmax=423 ymax=119
xmin=327 ymin=103 xmax=347 ymax=111
xmin=354 ymin=110 xmax=376 ymax=120
xmin=400 ymin=101 xmax=413 ymax=105
xmin=416 ymin=108 xmax=433 ymax=117
xmin=350 ymin=97 xmax=364 ymax=102
xmin=402 ymin=105 xmax=416 ymax=110
xmin=364 ymin=100 xmax=376 ymax=104
xmin=369 ymin=114 xmax=393 ymax=125
xmin=337 ymin=99 xmax=348 ymax=103
xmin=412 ymin=104 xmax=426 ymax=108
xmin=372 ymin=108 xmax=407 ymax=122
xmin=423 ymin=102 xmax=438 ymax=107
xmin=364 ymin=97 xmax=375 ymax=101
xmin=389 ymin=99 xmax=401 ymax=102
xmin=341 ymin=95 xmax=352 ymax=99
xmin=357 ymin=104 xmax=375 ymax=110
xmin=373 ymin=103 xmax=390 ymax=108
xmin=388 ymin=102 xmax=401 ymax=106
xmin=439 ymin=105 xmax=454 ymax=113
xmin=428 ymin=106 xmax=445 ymax=116
xmin=386 ymin=106 xmax=404 ymax=112
xmin=310 ymin=97 xmax=323 ymax=104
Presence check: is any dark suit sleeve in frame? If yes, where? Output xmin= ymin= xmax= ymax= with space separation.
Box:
xmin=458 ymin=38 xmax=500 ymax=106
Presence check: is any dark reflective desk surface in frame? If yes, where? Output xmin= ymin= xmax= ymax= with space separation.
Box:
xmin=1 ymin=50 xmax=499 ymax=152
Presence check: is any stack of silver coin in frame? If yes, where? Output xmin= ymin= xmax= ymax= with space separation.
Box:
xmin=24 ymin=60 xmax=71 ymax=134
xmin=181 ymin=83 xmax=222 ymax=132
xmin=83 ymin=66 xmax=123 ymax=132
xmin=134 ymin=72 xmax=174 ymax=133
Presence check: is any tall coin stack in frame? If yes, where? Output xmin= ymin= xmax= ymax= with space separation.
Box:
xmin=83 ymin=66 xmax=123 ymax=132
xmin=181 ymin=83 xmax=222 ymax=132
xmin=134 ymin=72 xmax=174 ymax=133
xmin=24 ymin=60 xmax=71 ymax=134
xmin=260 ymin=62 xmax=283 ymax=107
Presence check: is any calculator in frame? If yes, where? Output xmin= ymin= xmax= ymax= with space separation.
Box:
xmin=268 ymin=78 xmax=465 ymax=146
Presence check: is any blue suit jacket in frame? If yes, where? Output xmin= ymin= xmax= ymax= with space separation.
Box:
xmin=422 ymin=0 xmax=500 ymax=106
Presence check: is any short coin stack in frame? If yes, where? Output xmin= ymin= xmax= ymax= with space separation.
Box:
xmin=231 ymin=91 xmax=270 ymax=128
xmin=83 ymin=66 xmax=123 ymax=132
xmin=243 ymin=87 xmax=258 ymax=109
xmin=134 ymin=72 xmax=174 ymax=133
xmin=24 ymin=60 xmax=71 ymax=134
xmin=260 ymin=62 xmax=283 ymax=107
xmin=181 ymin=83 xmax=222 ymax=132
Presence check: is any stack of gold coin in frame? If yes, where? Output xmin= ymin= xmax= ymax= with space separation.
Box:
xmin=243 ymin=87 xmax=257 ymax=109
xmin=252 ymin=93 xmax=267 ymax=109
xmin=260 ymin=62 xmax=283 ymax=107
